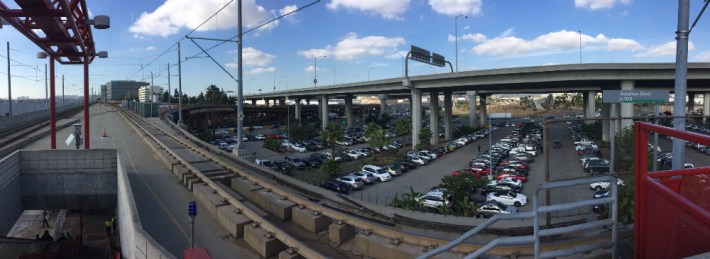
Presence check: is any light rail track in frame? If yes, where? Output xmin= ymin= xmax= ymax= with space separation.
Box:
xmin=115 ymin=104 xmax=629 ymax=258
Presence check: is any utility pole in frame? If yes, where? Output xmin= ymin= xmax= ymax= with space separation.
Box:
xmin=6 ymin=42 xmax=12 ymax=116
xmin=178 ymin=42 xmax=185 ymax=128
xmin=672 ymin=0 xmax=689 ymax=170
xmin=62 ymin=74 xmax=65 ymax=105
xmin=44 ymin=64 xmax=48 ymax=109
xmin=168 ymin=63 xmax=171 ymax=107
xmin=235 ymin=0 xmax=245 ymax=155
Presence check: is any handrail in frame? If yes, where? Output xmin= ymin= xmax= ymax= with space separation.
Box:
xmin=419 ymin=175 xmax=618 ymax=259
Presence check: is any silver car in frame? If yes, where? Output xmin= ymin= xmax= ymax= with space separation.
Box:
xmin=349 ymin=171 xmax=376 ymax=184
xmin=336 ymin=176 xmax=365 ymax=189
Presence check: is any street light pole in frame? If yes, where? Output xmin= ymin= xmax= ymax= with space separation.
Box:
xmin=314 ymin=55 xmax=326 ymax=87
xmin=6 ymin=42 xmax=12 ymax=116
xmin=368 ymin=66 xmax=375 ymax=80
xmin=273 ymin=69 xmax=281 ymax=91
xmin=325 ymin=65 xmax=335 ymax=85
xmin=455 ymin=15 xmax=468 ymax=72
xmin=178 ymin=42 xmax=185 ymax=128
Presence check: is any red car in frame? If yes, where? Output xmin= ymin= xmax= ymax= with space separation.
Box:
xmin=497 ymin=173 xmax=527 ymax=183
xmin=451 ymin=169 xmax=485 ymax=179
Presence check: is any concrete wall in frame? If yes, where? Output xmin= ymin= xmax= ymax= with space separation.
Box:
xmin=20 ymin=150 xmax=117 ymax=209
xmin=0 ymin=151 xmax=24 ymax=235
xmin=116 ymin=153 xmax=175 ymax=259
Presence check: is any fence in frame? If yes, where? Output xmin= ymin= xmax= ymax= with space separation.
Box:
xmin=634 ymin=121 xmax=710 ymax=259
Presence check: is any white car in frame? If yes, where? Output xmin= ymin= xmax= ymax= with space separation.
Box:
xmin=487 ymin=191 xmax=528 ymax=207
xmin=382 ymin=165 xmax=401 ymax=176
xmin=415 ymin=191 xmax=451 ymax=209
xmin=419 ymin=150 xmax=437 ymax=160
xmin=409 ymin=156 xmax=426 ymax=165
xmin=323 ymin=152 xmax=343 ymax=162
xmin=349 ymin=171 xmax=376 ymax=184
xmin=290 ymin=143 xmax=307 ymax=153
xmin=255 ymin=134 xmax=266 ymax=140
xmin=361 ymin=165 xmax=392 ymax=182
xmin=590 ymin=178 xmax=625 ymax=191
xmin=498 ymin=177 xmax=523 ymax=188
xmin=346 ymin=150 xmax=362 ymax=159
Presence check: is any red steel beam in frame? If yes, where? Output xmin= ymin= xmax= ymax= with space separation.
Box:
xmin=49 ymin=55 xmax=56 ymax=149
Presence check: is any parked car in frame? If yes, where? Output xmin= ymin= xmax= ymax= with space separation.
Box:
xmin=415 ymin=191 xmax=452 ymax=209
xmin=553 ymin=140 xmax=561 ymax=149
xmin=321 ymin=180 xmax=350 ymax=194
xmin=487 ymin=191 xmax=528 ymax=207
xmin=284 ymin=156 xmax=306 ymax=170
xmin=475 ymin=201 xmax=517 ymax=218
xmin=362 ymin=165 xmax=392 ymax=182
xmin=592 ymin=189 xmax=610 ymax=213
xmin=349 ymin=171 xmax=376 ymax=184
xmin=409 ymin=156 xmax=427 ymax=165
xmin=590 ymin=178 xmax=625 ymax=191
xmin=336 ymin=176 xmax=365 ymax=189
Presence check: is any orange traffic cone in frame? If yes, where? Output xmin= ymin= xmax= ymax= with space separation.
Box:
xmin=102 ymin=129 xmax=107 ymax=138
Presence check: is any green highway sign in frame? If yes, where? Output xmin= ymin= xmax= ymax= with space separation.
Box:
xmin=602 ymin=90 xmax=669 ymax=103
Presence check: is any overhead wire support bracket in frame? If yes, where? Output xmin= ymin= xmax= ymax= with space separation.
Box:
xmin=187 ymin=37 xmax=238 ymax=83
xmin=185 ymin=36 xmax=238 ymax=43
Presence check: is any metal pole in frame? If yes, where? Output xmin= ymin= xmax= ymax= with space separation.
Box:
xmin=653 ymin=103 xmax=659 ymax=171
xmin=236 ymin=0 xmax=245 ymax=154
xmin=610 ymin=104 xmax=616 ymax=175
xmin=189 ymin=218 xmax=194 ymax=248
xmin=49 ymin=55 xmax=56 ymax=149
xmin=6 ymin=42 xmax=12 ymax=116
xmin=178 ymin=42 xmax=185 ymax=127
xmin=84 ymin=58 xmax=89 ymax=149
xmin=167 ymin=63 xmax=172 ymax=107
xmin=62 ymin=74 xmax=65 ymax=105
xmin=672 ymin=0 xmax=689 ymax=170
xmin=45 ymin=64 xmax=48 ymax=110
xmin=314 ymin=57 xmax=318 ymax=87
xmin=579 ymin=30 xmax=582 ymax=64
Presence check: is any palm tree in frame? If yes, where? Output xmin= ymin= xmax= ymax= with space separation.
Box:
xmin=364 ymin=122 xmax=389 ymax=164
xmin=321 ymin=122 xmax=344 ymax=159
xmin=394 ymin=118 xmax=411 ymax=151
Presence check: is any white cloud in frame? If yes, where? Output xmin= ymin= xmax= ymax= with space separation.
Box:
xmin=499 ymin=28 xmax=515 ymax=37
xmin=297 ymin=32 xmax=406 ymax=60
xmin=326 ymin=0 xmax=410 ymax=20
xmin=635 ymin=41 xmax=695 ymax=58
xmin=225 ymin=47 xmax=276 ymax=68
xmin=575 ymin=0 xmax=631 ymax=10
xmin=448 ymin=33 xmax=487 ymax=42
xmin=472 ymin=30 xmax=642 ymax=57
xmin=145 ymin=46 xmax=157 ymax=51
xmin=129 ymin=0 xmax=275 ymax=37
xmin=280 ymin=5 xmax=299 ymax=23
xmin=428 ymin=0 xmax=482 ymax=16
xmin=696 ymin=51 xmax=710 ymax=61
xmin=248 ymin=67 xmax=277 ymax=74
xmin=304 ymin=65 xmax=321 ymax=72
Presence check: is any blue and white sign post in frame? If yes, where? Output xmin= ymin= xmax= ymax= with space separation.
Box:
xmin=188 ymin=200 xmax=197 ymax=248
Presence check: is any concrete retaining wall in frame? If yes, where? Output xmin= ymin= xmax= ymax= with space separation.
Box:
xmin=20 ymin=150 xmax=117 ymax=209
xmin=116 ymin=153 xmax=175 ymax=259
xmin=0 ymin=151 xmax=24 ymax=235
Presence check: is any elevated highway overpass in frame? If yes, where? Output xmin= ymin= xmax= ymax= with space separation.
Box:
xmin=245 ymin=63 xmax=710 ymax=146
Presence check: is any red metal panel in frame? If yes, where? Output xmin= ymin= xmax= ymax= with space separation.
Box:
xmin=635 ymin=121 xmax=710 ymax=259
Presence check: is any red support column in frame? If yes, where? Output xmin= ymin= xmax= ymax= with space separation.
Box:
xmin=83 ymin=57 xmax=90 ymax=149
xmin=49 ymin=56 xmax=56 ymax=149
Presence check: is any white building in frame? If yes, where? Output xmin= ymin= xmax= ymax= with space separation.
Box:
xmin=138 ymin=86 xmax=163 ymax=102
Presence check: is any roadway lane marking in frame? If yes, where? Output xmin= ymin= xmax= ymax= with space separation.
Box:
xmin=112 ymin=108 xmax=189 ymax=240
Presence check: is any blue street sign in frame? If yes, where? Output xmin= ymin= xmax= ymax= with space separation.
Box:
xmin=188 ymin=200 xmax=197 ymax=218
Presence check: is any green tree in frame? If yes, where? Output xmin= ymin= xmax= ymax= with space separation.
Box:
xmin=364 ymin=122 xmax=389 ymax=164
xmin=390 ymin=186 xmax=422 ymax=211
xmin=320 ymin=159 xmax=341 ymax=178
xmin=416 ymin=127 xmax=433 ymax=150
xmin=518 ymin=96 xmax=537 ymax=111
xmin=571 ymin=93 xmax=584 ymax=110
xmin=394 ymin=118 xmax=411 ymax=151
xmin=614 ymin=128 xmax=635 ymax=172
xmin=439 ymin=174 xmax=488 ymax=206
xmin=263 ymin=138 xmax=282 ymax=151
xmin=321 ymin=122 xmax=344 ymax=159
xmin=541 ymin=94 xmax=554 ymax=111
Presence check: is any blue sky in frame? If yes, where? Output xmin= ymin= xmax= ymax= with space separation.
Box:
xmin=2 ymin=0 xmax=710 ymax=99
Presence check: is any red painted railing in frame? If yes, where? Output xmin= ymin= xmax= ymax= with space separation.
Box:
xmin=634 ymin=121 xmax=710 ymax=259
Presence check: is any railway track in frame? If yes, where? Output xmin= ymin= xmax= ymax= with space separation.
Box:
xmin=0 ymin=104 xmax=83 ymax=159
xmin=115 ymin=105 xmax=627 ymax=258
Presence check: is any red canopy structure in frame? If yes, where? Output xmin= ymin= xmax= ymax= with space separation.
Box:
xmin=1 ymin=0 xmax=107 ymax=149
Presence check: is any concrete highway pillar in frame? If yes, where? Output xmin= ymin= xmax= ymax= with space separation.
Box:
xmin=467 ymin=91 xmax=478 ymax=128
xmin=320 ymin=95 xmax=329 ymax=130
xmin=602 ymin=103 xmax=611 ymax=141
xmin=379 ymin=94 xmax=388 ymax=118
xmin=479 ymin=94 xmax=489 ymax=127
xmin=620 ymin=80 xmax=634 ymax=131
xmin=444 ymin=91 xmax=453 ymax=140
xmin=584 ymin=91 xmax=596 ymax=124
xmin=317 ymin=98 xmax=323 ymax=119
xmin=278 ymin=98 xmax=284 ymax=106
xmin=704 ymin=92 xmax=710 ymax=122
xmin=429 ymin=91 xmax=440 ymax=146
xmin=251 ymin=99 xmax=256 ymax=105
xmin=345 ymin=94 xmax=354 ymax=129
xmin=688 ymin=92 xmax=696 ymax=113
xmin=411 ymin=89 xmax=422 ymax=149
xmin=294 ymin=98 xmax=301 ymax=122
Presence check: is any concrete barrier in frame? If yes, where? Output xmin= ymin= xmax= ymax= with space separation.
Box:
xmin=230 ymin=176 xmax=263 ymax=201
xmin=0 ymin=151 xmax=23 ymax=235
xmin=251 ymin=190 xmax=296 ymax=221
xmin=244 ymin=224 xmax=287 ymax=258
xmin=216 ymin=206 xmax=251 ymax=238
xmin=292 ymin=206 xmax=331 ymax=233
xmin=279 ymin=249 xmax=305 ymax=259
xmin=192 ymin=184 xmax=229 ymax=216
xmin=354 ymin=233 xmax=462 ymax=259
xmin=329 ymin=222 xmax=355 ymax=246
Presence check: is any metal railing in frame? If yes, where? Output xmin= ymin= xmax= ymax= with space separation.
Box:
xmin=418 ymin=175 xmax=618 ymax=259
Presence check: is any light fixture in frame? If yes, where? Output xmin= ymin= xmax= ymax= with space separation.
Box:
xmin=84 ymin=15 xmax=110 ymax=29
xmin=0 ymin=18 xmax=8 ymax=29
xmin=37 ymin=52 xmax=48 ymax=59
xmin=96 ymin=51 xmax=108 ymax=58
